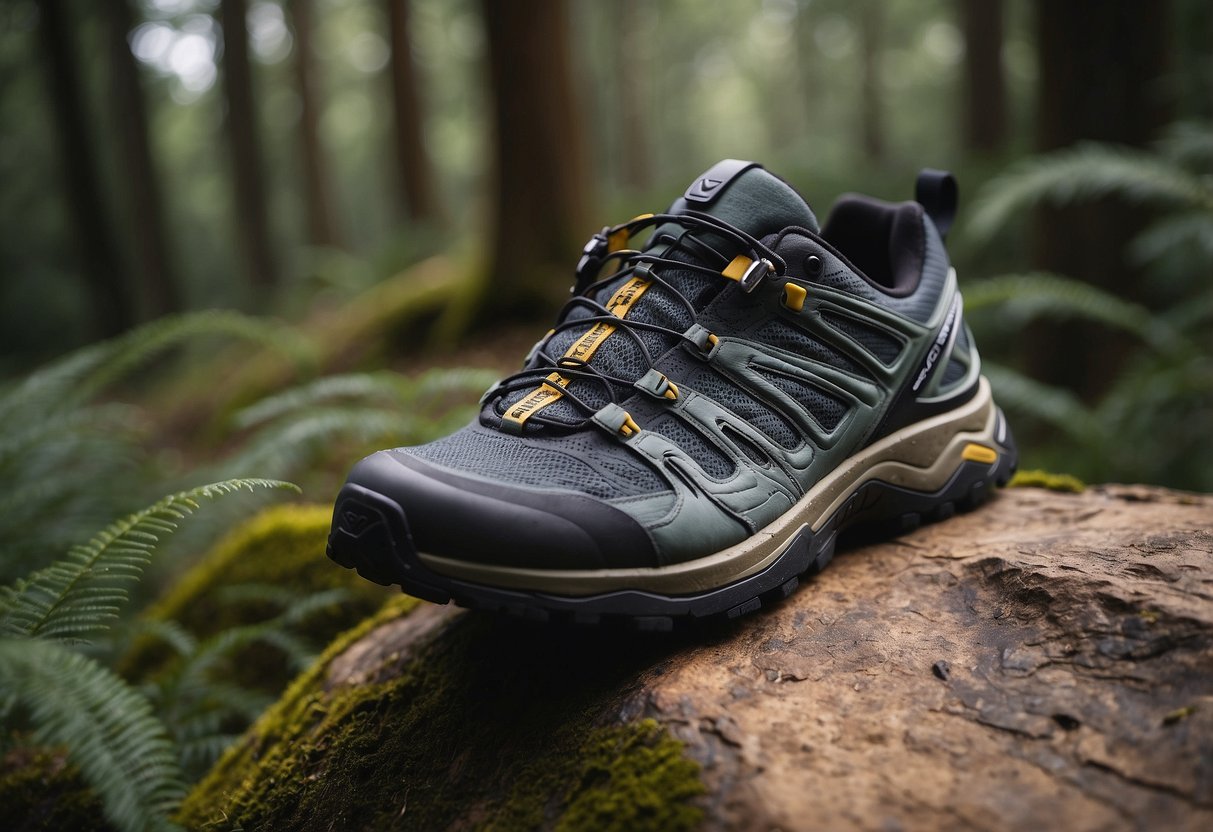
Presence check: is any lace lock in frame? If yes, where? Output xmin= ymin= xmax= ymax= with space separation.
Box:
xmin=634 ymin=368 xmax=679 ymax=401
xmin=574 ymin=228 xmax=611 ymax=291
xmin=683 ymin=323 xmax=720 ymax=358
xmin=592 ymin=403 xmax=642 ymax=439
xmin=739 ymin=257 xmax=775 ymax=293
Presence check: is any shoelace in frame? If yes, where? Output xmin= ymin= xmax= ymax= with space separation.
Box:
xmin=489 ymin=211 xmax=787 ymax=434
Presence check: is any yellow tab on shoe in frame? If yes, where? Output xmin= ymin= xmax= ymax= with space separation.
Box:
xmin=501 ymin=273 xmax=653 ymax=433
xmin=782 ymin=282 xmax=807 ymax=312
xmin=961 ymin=443 xmax=998 ymax=464
xmin=723 ymin=255 xmax=752 ymax=281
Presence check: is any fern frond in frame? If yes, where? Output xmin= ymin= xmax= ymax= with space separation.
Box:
xmin=1156 ymin=120 xmax=1213 ymax=169
xmin=0 ymin=638 xmax=185 ymax=832
xmin=1128 ymin=211 xmax=1213 ymax=266
xmin=963 ymin=272 xmax=1186 ymax=353
xmin=231 ymin=367 xmax=496 ymax=430
xmin=0 ymin=403 xmax=143 ymax=468
xmin=231 ymin=371 xmax=414 ymax=429
xmin=981 ymin=363 xmax=1103 ymax=443
xmin=78 ymin=310 xmax=317 ymax=403
xmin=967 ymin=143 xmax=1213 ymax=243
xmin=217 ymin=407 xmax=408 ymax=479
xmin=0 ymin=479 xmax=299 ymax=643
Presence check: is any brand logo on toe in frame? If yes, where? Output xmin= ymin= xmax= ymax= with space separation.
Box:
xmin=342 ymin=509 xmax=373 ymax=534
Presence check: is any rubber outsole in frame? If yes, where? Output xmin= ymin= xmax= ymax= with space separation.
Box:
xmin=327 ymin=418 xmax=1018 ymax=629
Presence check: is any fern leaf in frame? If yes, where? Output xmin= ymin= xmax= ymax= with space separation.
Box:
xmin=963 ymin=272 xmax=1186 ymax=354
xmin=78 ymin=310 xmax=317 ymax=403
xmin=981 ymin=363 xmax=1103 ymax=443
xmin=0 ymin=479 xmax=299 ymax=643
xmin=0 ymin=638 xmax=185 ymax=832
xmin=217 ymin=407 xmax=411 ymax=479
xmin=967 ymin=143 xmax=1213 ymax=243
xmin=1128 ymin=211 xmax=1213 ymax=266
xmin=231 ymin=371 xmax=414 ymax=429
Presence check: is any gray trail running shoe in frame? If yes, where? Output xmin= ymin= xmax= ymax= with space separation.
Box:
xmin=328 ymin=160 xmax=1017 ymax=627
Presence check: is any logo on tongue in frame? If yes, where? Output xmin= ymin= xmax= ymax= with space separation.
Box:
xmin=683 ymin=159 xmax=761 ymax=204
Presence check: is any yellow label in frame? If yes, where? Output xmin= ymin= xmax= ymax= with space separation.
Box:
xmin=501 ymin=276 xmax=652 ymax=431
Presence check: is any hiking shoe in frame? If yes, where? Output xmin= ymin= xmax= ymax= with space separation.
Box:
xmin=328 ymin=160 xmax=1017 ymax=626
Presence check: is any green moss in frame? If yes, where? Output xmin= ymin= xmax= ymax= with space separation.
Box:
xmin=179 ymin=611 xmax=704 ymax=831
xmin=0 ymin=747 xmax=109 ymax=832
xmin=554 ymin=720 xmax=704 ymax=832
xmin=120 ymin=503 xmax=390 ymax=681
xmin=1009 ymin=469 xmax=1086 ymax=493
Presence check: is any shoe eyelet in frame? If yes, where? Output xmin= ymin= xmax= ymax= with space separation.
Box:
xmin=805 ymin=254 xmax=823 ymax=277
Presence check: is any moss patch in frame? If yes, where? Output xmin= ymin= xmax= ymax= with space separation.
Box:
xmin=120 ymin=503 xmax=390 ymax=681
xmin=1009 ymin=469 xmax=1086 ymax=493
xmin=0 ymin=747 xmax=109 ymax=832
xmin=179 ymin=609 xmax=704 ymax=831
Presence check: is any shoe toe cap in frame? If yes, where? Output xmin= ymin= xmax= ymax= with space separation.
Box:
xmin=345 ymin=450 xmax=658 ymax=570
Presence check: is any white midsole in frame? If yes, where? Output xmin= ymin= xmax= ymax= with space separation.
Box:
xmin=419 ymin=378 xmax=1005 ymax=596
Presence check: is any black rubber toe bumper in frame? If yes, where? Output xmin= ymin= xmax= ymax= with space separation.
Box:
xmin=333 ymin=451 xmax=658 ymax=571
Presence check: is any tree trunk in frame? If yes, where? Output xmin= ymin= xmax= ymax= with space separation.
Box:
xmin=478 ymin=0 xmax=590 ymax=321
xmin=104 ymin=0 xmax=182 ymax=317
xmin=612 ymin=0 xmax=649 ymax=190
xmin=289 ymin=0 xmax=342 ymax=248
xmin=857 ymin=0 xmax=885 ymax=163
xmin=958 ymin=0 xmax=1007 ymax=154
xmin=36 ymin=0 xmax=135 ymax=337
xmin=219 ymin=0 xmax=279 ymax=294
xmin=181 ymin=484 xmax=1213 ymax=830
xmin=1028 ymin=0 xmax=1173 ymax=398
xmin=387 ymin=0 xmax=439 ymax=224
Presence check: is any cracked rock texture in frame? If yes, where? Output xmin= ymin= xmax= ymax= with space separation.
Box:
xmin=191 ymin=485 xmax=1213 ymax=831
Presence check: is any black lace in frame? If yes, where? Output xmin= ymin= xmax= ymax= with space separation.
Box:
xmin=489 ymin=211 xmax=786 ymax=430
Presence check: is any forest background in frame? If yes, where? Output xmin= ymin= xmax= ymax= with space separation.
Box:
xmin=0 ymin=2 xmax=1211 ymax=828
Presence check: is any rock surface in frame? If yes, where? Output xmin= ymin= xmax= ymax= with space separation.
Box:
xmin=184 ymin=485 xmax=1213 ymax=831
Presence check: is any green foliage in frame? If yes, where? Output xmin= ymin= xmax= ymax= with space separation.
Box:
xmin=0 ymin=480 xmax=297 ymax=644
xmin=0 ymin=639 xmax=185 ymax=832
xmin=0 ymin=480 xmax=298 ymax=832
xmin=0 ymin=311 xmax=316 ymax=583
xmin=967 ymin=139 xmax=1213 ymax=242
xmin=967 ymin=125 xmax=1213 ymax=489
xmin=216 ymin=368 xmax=498 ymax=482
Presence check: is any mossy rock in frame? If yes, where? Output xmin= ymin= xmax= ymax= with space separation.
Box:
xmin=0 ymin=747 xmax=107 ymax=832
xmin=120 ymin=503 xmax=392 ymax=683
xmin=179 ymin=599 xmax=705 ymax=831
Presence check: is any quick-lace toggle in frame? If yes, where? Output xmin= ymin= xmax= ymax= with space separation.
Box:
xmin=592 ymin=402 xmax=642 ymax=439
xmin=634 ymin=368 xmax=680 ymax=401
xmin=723 ymin=255 xmax=776 ymax=293
xmin=574 ymin=228 xmax=611 ymax=292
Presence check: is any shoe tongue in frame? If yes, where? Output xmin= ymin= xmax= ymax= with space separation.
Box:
xmin=667 ymin=159 xmax=819 ymax=237
xmin=490 ymin=161 xmax=817 ymax=432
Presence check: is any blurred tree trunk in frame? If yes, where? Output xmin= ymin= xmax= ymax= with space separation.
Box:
xmin=479 ymin=0 xmax=590 ymax=321
xmin=36 ymin=0 xmax=134 ymax=337
xmin=612 ymin=0 xmax=649 ymax=190
xmin=289 ymin=0 xmax=342 ymax=248
xmin=958 ymin=0 xmax=1007 ymax=154
xmin=387 ymin=0 xmax=439 ymax=223
xmin=1030 ymin=0 xmax=1172 ymax=396
xmin=105 ymin=0 xmax=181 ymax=316
xmin=857 ymin=0 xmax=884 ymax=163
xmin=219 ymin=0 xmax=279 ymax=294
